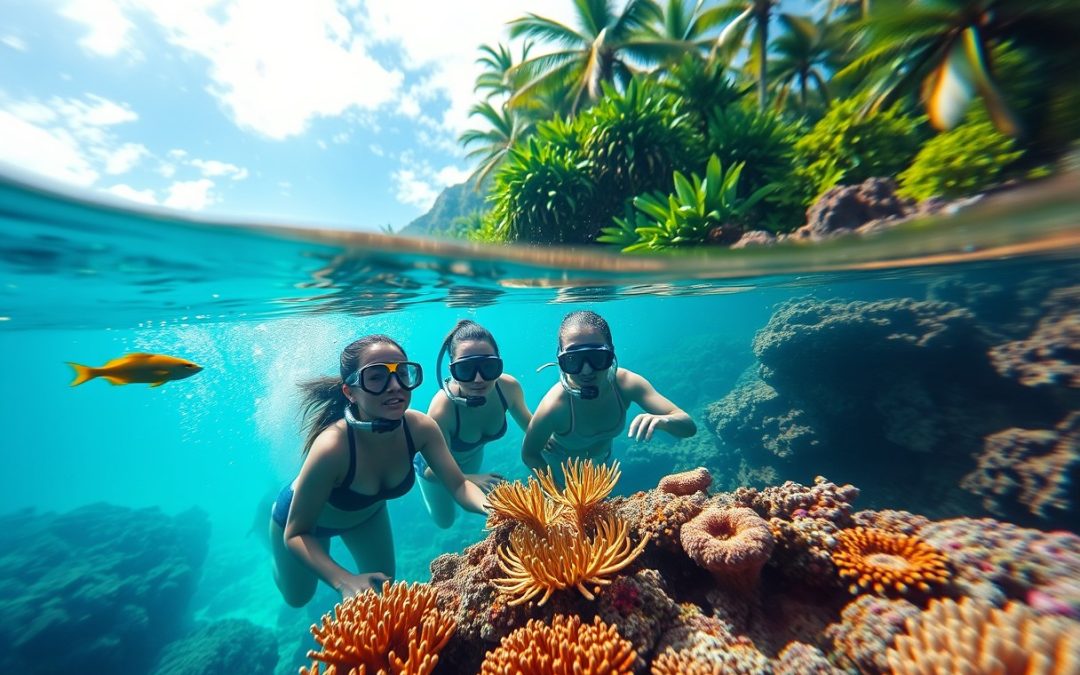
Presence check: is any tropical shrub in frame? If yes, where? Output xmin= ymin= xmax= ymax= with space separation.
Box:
xmin=578 ymin=80 xmax=703 ymax=237
xmin=898 ymin=110 xmax=1024 ymax=202
xmin=793 ymin=97 xmax=924 ymax=201
xmin=705 ymin=105 xmax=802 ymax=232
xmin=489 ymin=135 xmax=594 ymax=244
xmin=598 ymin=155 xmax=772 ymax=252
xmin=660 ymin=55 xmax=748 ymax=133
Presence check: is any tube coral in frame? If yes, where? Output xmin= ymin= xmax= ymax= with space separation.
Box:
xmin=485 ymin=477 xmax=568 ymax=534
xmin=480 ymin=614 xmax=635 ymax=675
xmin=301 ymin=581 xmax=455 ymax=675
xmin=537 ymin=459 xmax=621 ymax=529
xmin=657 ymin=467 xmax=712 ymax=496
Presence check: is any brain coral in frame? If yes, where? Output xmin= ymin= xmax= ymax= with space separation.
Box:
xmin=833 ymin=526 xmax=949 ymax=597
xmin=658 ymin=467 xmax=713 ymax=496
xmin=680 ymin=506 xmax=775 ymax=590
xmin=887 ymin=597 xmax=1080 ymax=675
xmin=480 ymin=614 xmax=634 ymax=675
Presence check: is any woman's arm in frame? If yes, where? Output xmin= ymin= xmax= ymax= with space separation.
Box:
xmin=622 ymin=370 xmax=697 ymax=441
xmin=283 ymin=430 xmax=356 ymax=592
xmin=413 ymin=412 xmax=488 ymax=513
xmin=521 ymin=390 xmax=561 ymax=472
xmin=500 ymin=375 xmax=533 ymax=432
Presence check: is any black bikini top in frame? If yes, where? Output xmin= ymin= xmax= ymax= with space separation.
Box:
xmin=327 ymin=418 xmax=418 ymax=511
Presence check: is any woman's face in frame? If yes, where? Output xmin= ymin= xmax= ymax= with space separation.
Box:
xmin=559 ymin=324 xmax=611 ymax=389
xmin=348 ymin=342 xmax=411 ymax=419
xmin=452 ymin=339 xmax=498 ymax=396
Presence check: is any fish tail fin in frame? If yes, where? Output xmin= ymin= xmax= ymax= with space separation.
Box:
xmin=66 ymin=362 xmax=97 ymax=387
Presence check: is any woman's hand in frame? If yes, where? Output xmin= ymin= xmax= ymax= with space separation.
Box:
xmin=628 ymin=413 xmax=669 ymax=442
xmin=466 ymin=472 xmax=506 ymax=494
xmin=335 ymin=571 xmax=391 ymax=600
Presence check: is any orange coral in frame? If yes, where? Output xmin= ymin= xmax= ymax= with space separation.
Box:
xmin=537 ymin=458 xmax=620 ymax=528
xmin=657 ymin=467 xmax=712 ymax=496
xmin=887 ymin=597 xmax=1080 ymax=674
xmin=480 ymin=614 xmax=635 ymax=675
xmin=486 ymin=477 xmax=568 ymax=534
xmin=301 ymin=581 xmax=455 ymax=675
xmin=832 ymin=527 xmax=949 ymax=597
xmin=651 ymin=644 xmax=771 ymax=675
xmin=493 ymin=514 xmax=650 ymax=606
xmin=680 ymin=506 xmax=774 ymax=590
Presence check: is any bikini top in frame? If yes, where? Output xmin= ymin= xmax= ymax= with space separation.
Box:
xmin=327 ymin=418 xmax=418 ymax=511
xmin=550 ymin=384 xmax=628 ymax=453
xmin=450 ymin=383 xmax=509 ymax=453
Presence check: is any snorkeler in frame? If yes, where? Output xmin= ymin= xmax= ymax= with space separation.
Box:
xmin=269 ymin=335 xmax=488 ymax=606
xmin=420 ymin=320 xmax=532 ymax=528
xmin=521 ymin=310 xmax=696 ymax=479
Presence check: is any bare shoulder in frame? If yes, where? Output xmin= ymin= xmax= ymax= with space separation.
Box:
xmin=498 ymin=373 xmax=524 ymax=397
xmin=534 ymin=382 xmax=569 ymax=422
xmin=616 ymin=367 xmax=649 ymax=394
xmin=405 ymin=409 xmax=442 ymax=436
xmin=426 ymin=389 xmax=452 ymax=421
xmin=304 ymin=420 xmax=349 ymax=474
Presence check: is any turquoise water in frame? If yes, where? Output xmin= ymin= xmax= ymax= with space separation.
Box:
xmin=1 ymin=174 xmax=1078 ymax=673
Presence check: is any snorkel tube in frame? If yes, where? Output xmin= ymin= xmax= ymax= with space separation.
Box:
xmin=437 ymin=341 xmax=485 ymax=407
xmin=344 ymin=403 xmax=402 ymax=433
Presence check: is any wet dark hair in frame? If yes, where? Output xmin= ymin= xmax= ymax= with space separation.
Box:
xmin=441 ymin=319 xmax=499 ymax=360
xmin=558 ymin=310 xmax=613 ymax=350
xmin=297 ymin=334 xmax=406 ymax=455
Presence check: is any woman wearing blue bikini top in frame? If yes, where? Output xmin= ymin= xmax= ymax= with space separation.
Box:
xmin=422 ymin=320 xmax=532 ymax=528
xmin=522 ymin=310 xmax=696 ymax=482
xmin=269 ymin=334 xmax=488 ymax=607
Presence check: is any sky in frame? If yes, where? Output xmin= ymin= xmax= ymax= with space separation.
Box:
xmin=0 ymin=0 xmax=581 ymax=231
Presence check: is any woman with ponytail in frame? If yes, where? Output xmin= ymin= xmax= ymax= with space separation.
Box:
xmin=269 ymin=334 xmax=488 ymax=606
xmin=421 ymin=320 xmax=532 ymax=528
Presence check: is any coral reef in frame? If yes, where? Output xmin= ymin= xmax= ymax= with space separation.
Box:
xmin=537 ymin=459 xmax=622 ymax=529
xmin=680 ymin=506 xmax=774 ymax=591
xmin=887 ymin=597 xmax=1080 ymax=674
xmin=301 ymin=581 xmax=455 ymax=675
xmin=485 ymin=478 xmax=568 ymax=533
xmin=479 ymin=615 xmax=635 ymax=675
xmin=989 ymin=285 xmax=1080 ymax=388
xmin=831 ymin=527 xmax=950 ymax=597
xmin=149 ymin=619 xmax=278 ymax=675
xmin=657 ymin=467 xmax=712 ymax=496
xmin=962 ymin=411 xmax=1080 ymax=520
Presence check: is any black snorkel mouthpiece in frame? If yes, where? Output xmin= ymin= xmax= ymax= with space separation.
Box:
xmin=578 ymin=385 xmax=599 ymax=400
xmin=344 ymin=404 xmax=402 ymax=433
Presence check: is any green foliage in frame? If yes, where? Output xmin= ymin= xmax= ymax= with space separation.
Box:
xmin=579 ymin=80 xmax=703 ymax=223
xmin=489 ymin=135 xmax=594 ymax=244
xmin=705 ymin=104 xmax=802 ymax=232
xmin=660 ymin=56 xmax=749 ymax=132
xmin=793 ymin=97 xmax=923 ymax=201
xmin=599 ymin=155 xmax=772 ymax=252
xmin=898 ymin=110 xmax=1024 ymax=202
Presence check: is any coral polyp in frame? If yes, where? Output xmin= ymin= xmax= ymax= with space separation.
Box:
xmin=832 ymin=527 xmax=950 ymax=597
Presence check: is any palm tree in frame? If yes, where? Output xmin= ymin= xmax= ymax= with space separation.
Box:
xmin=701 ymin=0 xmax=780 ymax=110
xmin=474 ymin=42 xmax=533 ymax=100
xmin=459 ymin=101 xmax=534 ymax=187
xmin=507 ymin=0 xmax=683 ymax=114
xmin=835 ymin=0 xmax=1080 ymax=134
xmin=769 ymin=14 xmax=842 ymax=113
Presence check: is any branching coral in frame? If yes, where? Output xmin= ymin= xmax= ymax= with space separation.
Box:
xmin=485 ymin=477 xmax=568 ymax=534
xmin=832 ymin=527 xmax=949 ymax=597
xmin=479 ymin=614 xmax=635 ymax=675
xmin=493 ymin=515 xmax=649 ymax=606
xmin=658 ymin=467 xmax=712 ymax=496
xmin=887 ymin=597 xmax=1080 ymax=674
xmin=301 ymin=581 xmax=455 ymax=675
xmin=680 ymin=506 xmax=775 ymax=590
xmin=537 ymin=459 xmax=621 ymax=528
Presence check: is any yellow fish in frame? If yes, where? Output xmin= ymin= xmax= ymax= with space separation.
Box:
xmin=67 ymin=353 xmax=203 ymax=387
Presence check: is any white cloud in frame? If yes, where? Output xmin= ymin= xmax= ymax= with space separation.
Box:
xmin=390 ymin=152 xmax=470 ymax=210
xmin=104 ymin=142 xmax=148 ymax=174
xmin=163 ymin=178 xmax=215 ymax=210
xmin=106 ymin=183 xmax=157 ymax=204
xmin=0 ymin=110 xmax=98 ymax=186
xmin=60 ymin=0 xmax=136 ymax=57
xmin=190 ymin=158 xmax=248 ymax=180
xmin=1 ymin=35 xmax=27 ymax=51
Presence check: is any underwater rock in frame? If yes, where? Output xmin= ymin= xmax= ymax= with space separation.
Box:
xmin=0 ymin=503 xmax=210 ymax=674
xmin=962 ymin=411 xmax=1080 ymax=521
xmin=149 ymin=619 xmax=277 ymax=675
xmin=989 ymin=285 xmax=1080 ymax=388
